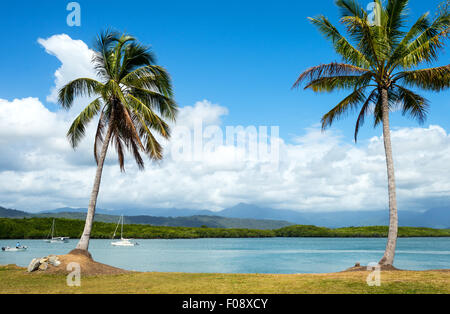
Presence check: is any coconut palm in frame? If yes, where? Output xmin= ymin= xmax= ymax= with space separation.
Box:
xmin=293 ymin=0 xmax=449 ymax=266
xmin=58 ymin=31 xmax=177 ymax=252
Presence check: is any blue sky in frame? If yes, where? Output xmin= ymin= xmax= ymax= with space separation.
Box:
xmin=1 ymin=0 xmax=448 ymax=143
xmin=0 ymin=0 xmax=449 ymax=212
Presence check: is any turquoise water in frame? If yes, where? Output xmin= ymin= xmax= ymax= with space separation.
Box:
xmin=1 ymin=238 xmax=449 ymax=273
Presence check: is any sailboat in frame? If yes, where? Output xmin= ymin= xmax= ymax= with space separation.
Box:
xmin=44 ymin=219 xmax=69 ymax=243
xmin=111 ymin=215 xmax=138 ymax=247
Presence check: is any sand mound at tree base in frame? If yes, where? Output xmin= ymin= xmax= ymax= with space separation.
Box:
xmin=344 ymin=264 xmax=400 ymax=272
xmin=34 ymin=251 xmax=131 ymax=276
xmin=68 ymin=249 xmax=94 ymax=260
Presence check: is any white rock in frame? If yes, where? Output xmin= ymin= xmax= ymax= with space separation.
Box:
xmin=48 ymin=256 xmax=58 ymax=264
xmin=27 ymin=258 xmax=40 ymax=272
xmin=38 ymin=262 xmax=48 ymax=271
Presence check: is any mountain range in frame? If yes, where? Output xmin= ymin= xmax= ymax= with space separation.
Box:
xmin=1 ymin=203 xmax=449 ymax=229
xmin=221 ymin=204 xmax=450 ymax=229
xmin=0 ymin=206 xmax=292 ymax=230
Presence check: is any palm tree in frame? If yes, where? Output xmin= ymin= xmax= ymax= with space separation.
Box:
xmin=58 ymin=31 xmax=177 ymax=253
xmin=293 ymin=0 xmax=449 ymax=266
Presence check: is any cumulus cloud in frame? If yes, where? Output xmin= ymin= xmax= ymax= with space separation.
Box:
xmin=38 ymin=34 xmax=97 ymax=105
xmin=1 ymin=34 xmax=449 ymax=213
xmin=1 ymin=95 xmax=450 ymax=213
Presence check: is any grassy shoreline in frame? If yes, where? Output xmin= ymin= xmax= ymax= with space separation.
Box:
xmin=1 ymin=217 xmax=450 ymax=240
xmin=0 ymin=265 xmax=449 ymax=294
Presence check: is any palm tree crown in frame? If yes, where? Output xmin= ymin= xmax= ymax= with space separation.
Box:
xmin=59 ymin=30 xmax=177 ymax=170
xmin=293 ymin=0 xmax=449 ymax=141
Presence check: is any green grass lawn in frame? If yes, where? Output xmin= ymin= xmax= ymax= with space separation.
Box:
xmin=1 ymin=265 xmax=449 ymax=294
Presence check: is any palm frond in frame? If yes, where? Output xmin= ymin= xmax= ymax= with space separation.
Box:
xmin=295 ymin=0 xmax=447 ymax=146
xmin=336 ymin=0 xmax=366 ymax=20
xmin=386 ymin=0 xmax=409 ymax=45
xmin=119 ymin=103 xmax=145 ymax=150
xmin=141 ymin=126 xmax=163 ymax=160
xmin=395 ymin=65 xmax=450 ymax=91
xmin=321 ymin=86 xmax=368 ymax=129
xmin=127 ymin=99 xmax=164 ymax=160
xmin=67 ymin=98 xmax=102 ymax=148
xmin=111 ymin=105 xmax=146 ymax=171
xmin=118 ymin=43 xmax=155 ymax=80
xmin=93 ymin=109 xmax=107 ymax=165
xmin=341 ymin=15 xmax=388 ymax=66
xmin=93 ymin=30 xmax=120 ymax=80
xmin=304 ymin=72 xmax=373 ymax=92
xmin=59 ymin=30 xmax=178 ymax=169
xmin=395 ymin=85 xmax=429 ymax=123
xmin=395 ymin=11 xmax=450 ymax=68
xmin=308 ymin=15 xmax=372 ymax=68
xmin=354 ymin=88 xmax=378 ymax=141
xmin=388 ymin=12 xmax=431 ymax=70
xmin=58 ymin=78 xmax=103 ymax=109
xmin=128 ymin=87 xmax=177 ymax=121
xmin=337 ymin=0 xmax=387 ymax=64
xmin=112 ymin=129 xmax=126 ymax=172
xmin=293 ymin=62 xmax=369 ymax=89
xmin=121 ymin=65 xmax=174 ymax=98
xmin=128 ymin=135 xmax=145 ymax=169
xmin=371 ymin=93 xmax=382 ymax=127
xmin=127 ymin=94 xmax=171 ymax=139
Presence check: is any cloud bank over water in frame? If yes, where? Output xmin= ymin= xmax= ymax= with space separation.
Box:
xmin=0 ymin=34 xmax=449 ymax=213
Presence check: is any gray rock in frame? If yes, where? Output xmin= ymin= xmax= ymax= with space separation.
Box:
xmin=48 ymin=256 xmax=58 ymax=264
xmin=27 ymin=258 xmax=40 ymax=272
xmin=38 ymin=262 xmax=48 ymax=271
xmin=48 ymin=256 xmax=60 ymax=267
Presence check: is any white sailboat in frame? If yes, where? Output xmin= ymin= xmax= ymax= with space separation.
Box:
xmin=111 ymin=215 xmax=138 ymax=247
xmin=44 ymin=219 xmax=69 ymax=243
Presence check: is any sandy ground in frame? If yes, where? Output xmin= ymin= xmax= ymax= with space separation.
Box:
xmin=41 ymin=249 xmax=130 ymax=276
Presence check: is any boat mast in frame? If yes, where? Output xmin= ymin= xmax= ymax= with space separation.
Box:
xmin=121 ymin=215 xmax=124 ymax=239
xmin=112 ymin=216 xmax=120 ymax=240
xmin=51 ymin=219 xmax=55 ymax=239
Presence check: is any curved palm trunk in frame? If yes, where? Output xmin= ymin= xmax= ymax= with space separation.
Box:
xmin=379 ymin=87 xmax=398 ymax=266
xmin=75 ymin=122 xmax=113 ymax=252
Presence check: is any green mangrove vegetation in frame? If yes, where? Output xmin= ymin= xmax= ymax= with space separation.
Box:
xmin=0 ymin=218 xmax=449 ymax=240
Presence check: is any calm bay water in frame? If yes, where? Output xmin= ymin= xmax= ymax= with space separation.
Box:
xmin=1 ymin=237 xmax=449 ymax=273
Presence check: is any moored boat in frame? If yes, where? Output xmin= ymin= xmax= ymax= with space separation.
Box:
xmin=1 ymin=246 xmax=27 ymax=252
xmin=111 ymin=238 xmax=138 ymax=246
xmin=111 ymin=215 xmax=139 ymax=247
xmin=44 ymin=219 xmax=70 ymax=243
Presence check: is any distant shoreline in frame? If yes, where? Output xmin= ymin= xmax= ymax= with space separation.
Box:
xmin=1 ymin=217 xmax=449 ymax=240
xmin=2 ymin=236 xmax=450 ymax=241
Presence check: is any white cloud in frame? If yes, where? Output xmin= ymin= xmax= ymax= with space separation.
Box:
xmin=1 ymin=34 xmax=449 ymax=213
xmin=1 ymin=95 xmax=450 ymax=213
xmin=177 ymin=100 xmax=229 ymax=128
xmin=38 ymin=34 xmax=97 ymax=105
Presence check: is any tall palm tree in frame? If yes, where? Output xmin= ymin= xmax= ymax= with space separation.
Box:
xmin=293 ymin=0 xmax=449 ymax=266
xmin=58 ymin=31 xmax=177 ymax=253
